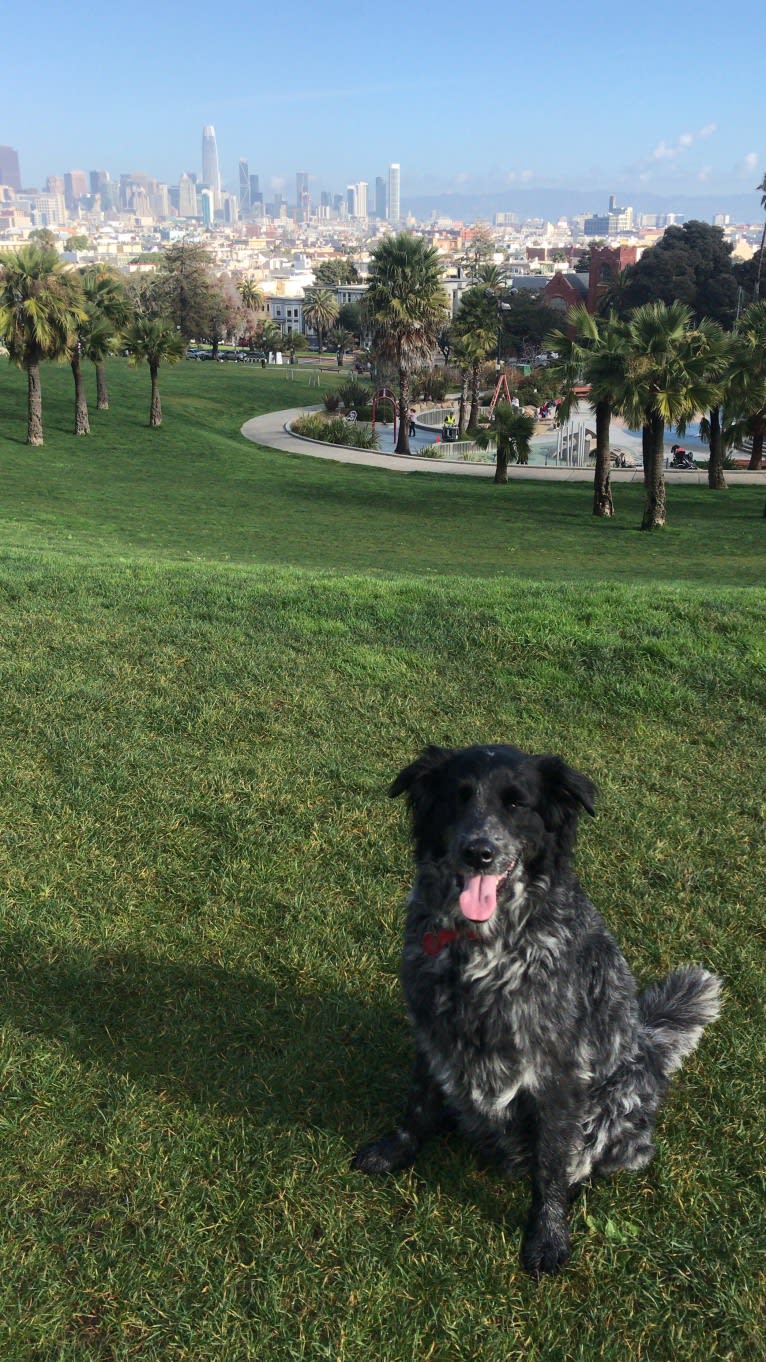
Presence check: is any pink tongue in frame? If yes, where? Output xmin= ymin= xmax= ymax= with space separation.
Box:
xmin=459 ymin=874 xmax=501 ymax=921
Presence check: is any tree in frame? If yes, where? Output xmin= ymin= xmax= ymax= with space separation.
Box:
xmin=302 ymin=287 xmax=339 ymax=352
xmin=0 ymin=244 xmax=86 ymax=445
xmin=497 ymin=291 xmax=562 ymax=361
xmin=753 ymin=172 xmax=766 ymax=302
xmin=364 ymin=233 xmax=448 ymax=454
xmin=452 ymin=287 xmax=499 ymax=430
xmin=617 ymin=221 xmax=739 ymax=327
xmin=254 ymin=319 xmax=284 ymax=356
xmin=314 ymin=258 xmax=359 ymax=286
xmin=122 ymin=317 xmax=184 ymax=428
xmin=147 ymin=240 xmax=223 ymax=342
xmin=621 ymin=301 xmax=719 ymax=529
xmin=238 ymin=277 xmax=265 ymax=312
xmin=29 ymin=228 xmax=57 ymax=250
xmin=546 ymin=305 xmax=629 ymax=518
xmin=476 ymin=263 xmax=507 ymax=293
xmin=81 ymin=267 xmax=131 ymax=409
xmin=727 ymin=300 xmax=766 ymax=470
xmin=483 ymin=404 xmax=536 ymax=484
xmin=687 ymin=319 xmax=734 ymax=489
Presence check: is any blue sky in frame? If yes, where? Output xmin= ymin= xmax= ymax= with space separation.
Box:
xmin=3 ymin=0 xmax=764 ymax=214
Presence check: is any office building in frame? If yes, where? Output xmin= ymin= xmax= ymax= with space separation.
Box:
xmin=296 ymin=170 xmax=310 ymax=223
xmin=178 ymin=172 xmax=198 ymax=218
xmin=239 ymin=159 xmax=250 ymax=216
xmin=375 ymin=176 xmax=387 ymax=220
xmin=64 ymin=169 xmax=88 ymax=211
xmin=201 ymin=125 xmax=221 ymax=210
xmin=388 ymin=162 xmax=400 ymax=223
xmin=0 ymin=144 xmax=21 ymax=191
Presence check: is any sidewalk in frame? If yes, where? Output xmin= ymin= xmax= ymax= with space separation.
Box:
xmin=240 ymin=408 xmax=766 ymax=484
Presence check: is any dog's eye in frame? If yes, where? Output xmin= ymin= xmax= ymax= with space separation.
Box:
xmin=501 ymin=788 xmax=519 ymax=808
xmin=457 ymin=783 xmax=473 ymax=804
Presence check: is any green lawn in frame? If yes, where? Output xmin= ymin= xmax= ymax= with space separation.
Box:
xmin=0 ymin=359 xmax=763 ymax=1360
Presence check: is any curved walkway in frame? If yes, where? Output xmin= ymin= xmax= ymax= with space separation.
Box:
xmin=241 ymin=408 xmax=766 ymax=484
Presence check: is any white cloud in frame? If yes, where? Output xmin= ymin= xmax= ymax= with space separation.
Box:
xmin=740 ymin=152 xmax=759 ymax=175
xmin=698 ymin=165 xmax=713 ymax=182
xmin=698 ymin=123 xmax=717 ymax=140
xmin=652 ymin=140 xmax=677 ymax=161
xmin=679 ymin=132 xmax=694 ymax=148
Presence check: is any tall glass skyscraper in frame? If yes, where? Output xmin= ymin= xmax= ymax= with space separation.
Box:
xmin=388 ymin=163 xmax=400 ymax=224
xmin=202 ymin=125 xmax=221 ymax=210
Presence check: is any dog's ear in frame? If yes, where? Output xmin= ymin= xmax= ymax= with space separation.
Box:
xmin=534 ymin=754 xmax=597 ymax=822
xmin=389 ymin=745 xmax=452 ymax=799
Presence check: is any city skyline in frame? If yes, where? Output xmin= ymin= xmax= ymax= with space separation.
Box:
xmin=3 ymin=0 xmax=764 ymax=217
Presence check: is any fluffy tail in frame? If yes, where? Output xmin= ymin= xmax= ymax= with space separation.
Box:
xmin=639 ymin=968 xmax=722 ymax=1077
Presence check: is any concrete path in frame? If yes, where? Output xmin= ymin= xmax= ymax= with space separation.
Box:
xmin=240 ymin=407 xmax=766 ymax=485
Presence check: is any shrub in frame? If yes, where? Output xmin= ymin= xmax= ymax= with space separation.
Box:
xmin=291 ymin=413 xmax=379 ymax=451
xmin=323 ymin=390 xmax=341 ymax=412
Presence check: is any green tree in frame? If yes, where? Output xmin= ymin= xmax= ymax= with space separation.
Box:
xmin=727 ymin=300 xmax=766 ymax=470
xmin=29 ymin=227 xmax=57 ymax=250
xmin=546 ymin=305 xmax=629 ymax=518
xmin=480 ymin=403 xmax=536 ymax=484
xmin=0 ymin=244 xmax=86 ymax=445
xmin=147 ymin=241 xmax=223 ymax=342
xmin=238 ymin=277 xmax=265 ymax=312
xmin=617 ymin=221 xmax=739 ymax=327
xmin=452 ymin=286 xmax=498 ymax=430
xmin=364 ymin=232 xmax=448 ymax=454
xmin=302 ymin=287 xmax=339 ymax=352
xmin=687 ymin=319 xmax=734 ymax=489
xmin=314 ymin=258 xmax=360 ymax=286
xmin=497 ymin=291 xmax=562 ymax=361
xmin=753 ymin=172 xmax=766 ymax=302
xmin=122 ymin=317 xmax=184 ymax=428
xmin=622 ymin=301 xmax=719 ymax=529
xmin=81 ymin=267 xmax=131 ymax=409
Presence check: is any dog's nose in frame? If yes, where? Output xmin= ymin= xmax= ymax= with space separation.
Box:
xmin=461 ymin=839 xmax=496 ymax=871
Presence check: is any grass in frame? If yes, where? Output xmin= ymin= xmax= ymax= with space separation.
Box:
xmin=0 ymin=359 xmax=764 ymax=1360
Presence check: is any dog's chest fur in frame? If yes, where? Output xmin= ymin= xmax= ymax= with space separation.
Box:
xmin=402 ymin=894 xmax=573 ymax=1122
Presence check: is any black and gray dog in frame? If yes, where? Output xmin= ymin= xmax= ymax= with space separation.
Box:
xmin=353 ymin=744 xmax=721 ymax=1276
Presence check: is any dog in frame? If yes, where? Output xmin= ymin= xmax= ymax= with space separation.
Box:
xmin=352 ymin=743 xmax=721 ymax=1276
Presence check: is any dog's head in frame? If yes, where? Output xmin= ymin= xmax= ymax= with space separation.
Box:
xmin=390 ymin=744 xmax=596 ymax=923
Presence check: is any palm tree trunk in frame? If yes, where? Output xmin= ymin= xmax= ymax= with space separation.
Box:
xmin=641 ymin=413 xmax=666 ymax=529
xmin=149 ymin=361 xmax=162 ymax=428
xmin=754 ymin=218 xmax=766 ymax=301
xmin=592 ymin=399 xmax=614 ymax=517
xmin=747 ymin=418 xmax=763 ymax=470
xmin=71 ymin=352 xmax=90 ymax=435
xmin=458 ymin=370 xmax=469 ymax=436
xmin=494 ymin=441 xmax=508 ymax=484
xmin=468 ymin=361 xmax=481 ymax=431
xmin=95 ymin=362 xmax=109 ymax=410
xmin=25 ymin=360 xmax=44 ymax=446
xmin=707 ymin=405 xmax=726 ymax=489
xmin=395 ymin=366 xmax=411 ymax=454
xmin=641 ymin=423 xmax=651 ymax=484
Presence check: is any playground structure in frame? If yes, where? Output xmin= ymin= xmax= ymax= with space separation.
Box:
xmin=370 ymin=387 xmax=398 ymax=441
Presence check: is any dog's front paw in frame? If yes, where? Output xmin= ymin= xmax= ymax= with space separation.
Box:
xmin=521 ymin=1218 xmax=571 ymax=1277
xmin=351 ymin=1129 xmax=417 ymax=1175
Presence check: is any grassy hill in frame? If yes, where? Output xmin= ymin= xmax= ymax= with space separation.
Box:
xmin=0 ymin=358 xmax=763 ymax=1360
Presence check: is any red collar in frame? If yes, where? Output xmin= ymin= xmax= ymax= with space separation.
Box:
xmin=422 ymin=927 xmax=479 ymax=957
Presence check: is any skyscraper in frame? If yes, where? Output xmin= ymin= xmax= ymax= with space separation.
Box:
xmin=388 ymin=163 xmax=400 ymax=224
xmin=0 ymin=145 xmax=21 ymax=191
xmin=296 ymin=170 xmax=310 ymax=223
xmin=238 ymin=159 xmax=251 ymax=217
xmin=375 ymin=176 xmax=387 ymax=220
xmin=202 ymin=125 xmax=221 ymax=211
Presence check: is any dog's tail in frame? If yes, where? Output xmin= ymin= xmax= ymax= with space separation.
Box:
xmin=639 ymin=968 xmax=722 ymax=1077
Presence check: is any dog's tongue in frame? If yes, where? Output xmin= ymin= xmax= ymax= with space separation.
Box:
xmin=459 ymin=874 xmax=501 ymax=921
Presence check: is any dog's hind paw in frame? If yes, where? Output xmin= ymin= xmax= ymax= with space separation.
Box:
xmin=351 ymin=1129 xmax=417 ymax=1175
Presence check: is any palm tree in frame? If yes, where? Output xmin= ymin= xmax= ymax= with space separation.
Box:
xmin=0 ymin=245 xmax=86 ymax=445
xmin=81 ymin=267 xmax=130 ymax=409
xmin=728 ymin=300 xmax=766 ymax=470
xmin=484 ymin=404 xmax=536 ymax=484
xmin=452 ymin=287 xmax=499 ymax=431
xmin=122 ymin=317 xmax=184 ymax=428
xmin=302 ymin=287 xmax=339 ymax=352
xmin=687 ymin=319 xmax=734 ymax=489
xmin=365 ymin=232 xmax=448 ymax=454
xmin=546 ymin=305 xmax=629 ymax=518
xmin=476 ymin=263 xmax=507 ymax=294
xmin=753 ymin=173 xmax=766 ymax=301
xmin=238 ymin=277 xmax=265 ymax=313
xmin=254 ymin=318 xmax=284 ymax=358
xmin=622 ymin=301 xmax=719 ymax=529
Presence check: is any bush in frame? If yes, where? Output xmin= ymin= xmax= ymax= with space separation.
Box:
xmin=323 ymin=390 xmax=341 ymax=413
xmin=415 ymin=368 xmax=450 ymax=402
xmin=291 ymin=413 xmax=380 ymax=451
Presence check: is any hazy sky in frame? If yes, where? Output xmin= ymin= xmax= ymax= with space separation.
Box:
xmin=4 ymin=0 xmax=764 ymax=211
